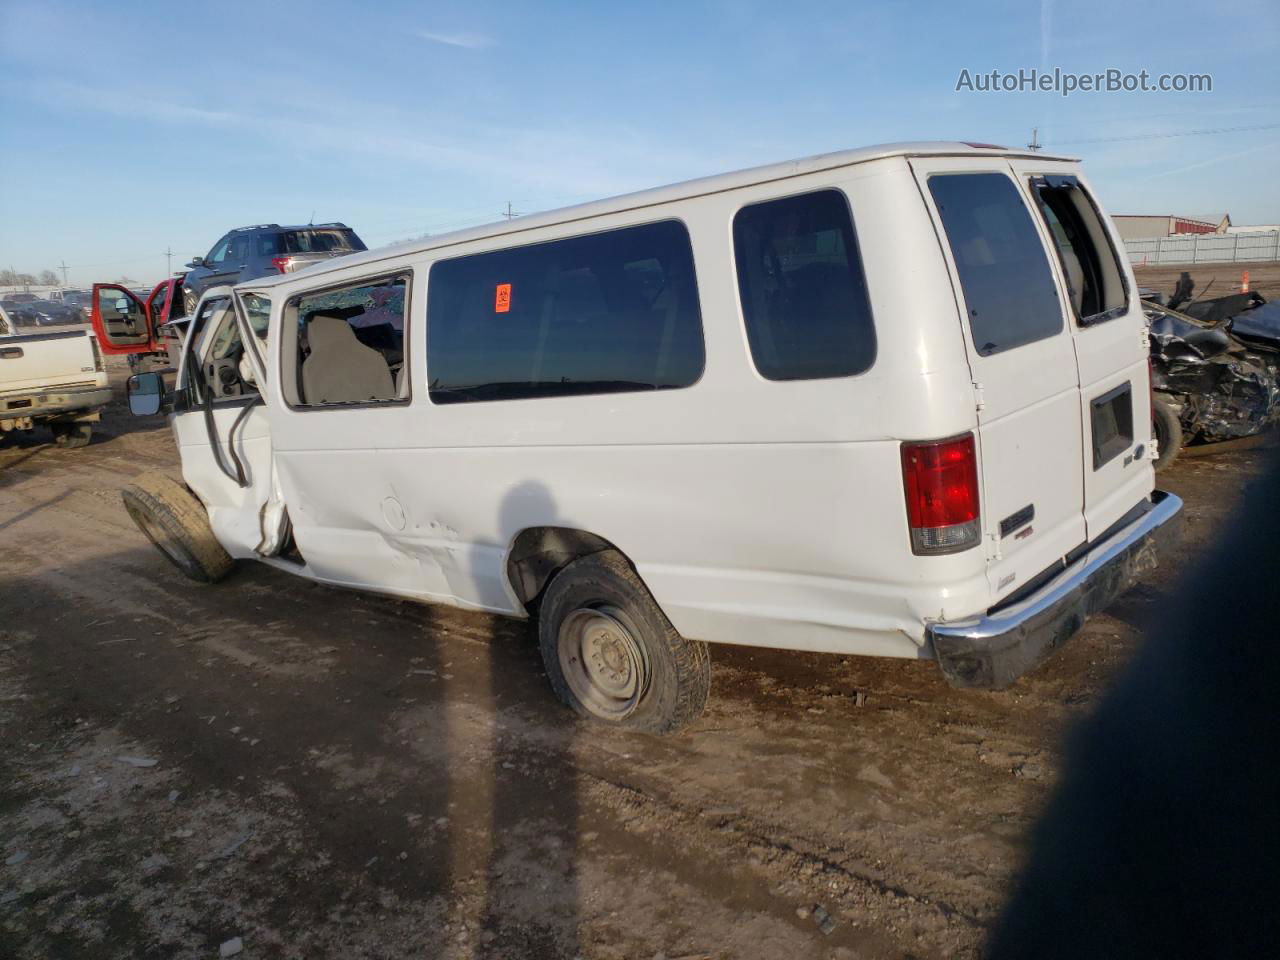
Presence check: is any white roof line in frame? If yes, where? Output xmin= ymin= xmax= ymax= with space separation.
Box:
xmin=250 ymin=141 xmax=1080 ymax=288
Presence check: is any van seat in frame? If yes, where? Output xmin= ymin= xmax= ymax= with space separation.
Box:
xmin=302 ymin=315 xmax=395 ymax=404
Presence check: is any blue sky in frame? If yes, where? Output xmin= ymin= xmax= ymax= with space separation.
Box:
xmin=1 ymin=0 xmax=1277 ymax=287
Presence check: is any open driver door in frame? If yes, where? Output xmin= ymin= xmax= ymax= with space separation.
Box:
xmin=94 ymin=279 xmax=190 ymax=370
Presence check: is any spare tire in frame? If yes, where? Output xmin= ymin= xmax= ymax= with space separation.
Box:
xmin=121 ymin=472 xmax=234 ymax=583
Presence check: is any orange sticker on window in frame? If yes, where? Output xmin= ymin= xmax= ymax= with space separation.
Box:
xmin=494 ymin=283 xmax=511 ymax=313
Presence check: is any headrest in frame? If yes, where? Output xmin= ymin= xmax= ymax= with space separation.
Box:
xmin=308 ymin=315 xmax=356 ymax=351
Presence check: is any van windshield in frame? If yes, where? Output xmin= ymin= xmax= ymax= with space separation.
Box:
xmin=928 ymin=173 xmax=1063 ymax=356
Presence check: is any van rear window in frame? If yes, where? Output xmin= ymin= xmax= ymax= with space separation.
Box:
xmin=426 ymin=220 xmax=704 ymax=403
xmin=928 ymin=173 xmax=1063 ymax=356
xmin=732 ymin=190 xmax=876 ymax=380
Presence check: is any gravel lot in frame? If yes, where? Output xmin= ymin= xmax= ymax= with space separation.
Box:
xmin=1 ymin=360 xmax=1267 ymax=959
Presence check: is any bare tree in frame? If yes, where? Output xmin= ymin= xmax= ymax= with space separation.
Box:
xmin=38 ymin=269 xmax=59 ymax=286
xmin=16 ymin=273 xmax=36 ymax=288
xmin=0 ymin=268 xmax=16 ymax=285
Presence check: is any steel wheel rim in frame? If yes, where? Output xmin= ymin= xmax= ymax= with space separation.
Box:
xmin=557 ymin=605 xmax=648 ymax=720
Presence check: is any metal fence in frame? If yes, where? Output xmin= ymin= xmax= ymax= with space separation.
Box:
xmin=1123 ymin=231 xmax=1280 ymax=266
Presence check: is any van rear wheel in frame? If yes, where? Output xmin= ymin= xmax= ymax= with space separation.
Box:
xmin=121 ymin=472 xmax=234 ymax=584
xmin=538 ymin=550 xmax=710 ymax=734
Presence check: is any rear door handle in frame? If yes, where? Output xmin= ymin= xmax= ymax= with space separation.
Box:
xmin=0 ymin=347 xmax=24 ymax=359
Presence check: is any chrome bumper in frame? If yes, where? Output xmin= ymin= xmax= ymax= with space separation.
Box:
xmin=928 ymin=490 xmax=1183 ymax=689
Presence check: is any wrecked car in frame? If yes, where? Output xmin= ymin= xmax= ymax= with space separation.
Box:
xmin=1 ymin=302 xmax=111 ymax=447
xmin=1143 ymin=273 xmax=1280 ymax=469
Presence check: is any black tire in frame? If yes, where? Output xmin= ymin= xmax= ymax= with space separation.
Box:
xmin=51 ymin=422 xmax=92 ymax=449
xmin=121 ymin=472 xmax=234 ymax=583
xmin=538 ymin=550 xmax=710 ymax=734
xmin=1152 ymin=393 xmax=1183 ymax=473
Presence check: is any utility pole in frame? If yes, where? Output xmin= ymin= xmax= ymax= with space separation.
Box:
xmin=502 ymin=201 xmax=520 ymax=220
xmin=164 ymin=247 xmax=173 ymax=277
xmin=60 ymin=260 xmax=69 ymax=286
xmin=1027 ymin=127 xmax=1042 ymax=151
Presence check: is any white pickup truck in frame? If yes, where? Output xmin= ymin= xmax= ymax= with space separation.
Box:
xmin=0 ymin=303 xmax=112 ymax=447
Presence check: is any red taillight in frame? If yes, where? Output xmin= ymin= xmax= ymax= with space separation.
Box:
xmin=271 ymin=256 xmax=292 ymax=274
xmin=901 ymin=434 xmax=981 ymax=555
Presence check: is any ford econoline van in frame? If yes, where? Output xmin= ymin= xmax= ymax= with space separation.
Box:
xmin=115 ymin=142 xmax=1181 ymax=733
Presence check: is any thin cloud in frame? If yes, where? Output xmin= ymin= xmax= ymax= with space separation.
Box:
xmin=416 ymin=29 xmax=495 ymax=49
xmin=32 ymin=81 xmax=733 ymax=200
xmin=1149 ymin=139 xmax=1280 ymax=179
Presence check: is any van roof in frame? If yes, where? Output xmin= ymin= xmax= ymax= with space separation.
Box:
xmin=248 ymin=141 xmax=1078 ymax=288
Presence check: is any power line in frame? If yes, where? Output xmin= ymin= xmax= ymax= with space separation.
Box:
xmin=1046 ymin=121 xmax=1280 ymax=146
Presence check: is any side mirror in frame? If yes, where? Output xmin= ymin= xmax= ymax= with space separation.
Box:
xmin=187 ymin=256 xmax=205 ymax=268
xmin=127 ymin=371 xmax=167 ymax=416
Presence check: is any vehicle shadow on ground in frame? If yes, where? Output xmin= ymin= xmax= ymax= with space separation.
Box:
xmin=0 ymin=532 xmax=585 ymax=957
xmin=0 ymin=412 xmax=169 ymax=458
xmin=0 ymin=445 xmax=54 ymax=487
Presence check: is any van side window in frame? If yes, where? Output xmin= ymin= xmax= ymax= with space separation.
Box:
xmin=1030 ymin=177 xmax=1128 ymax=323
xmin=285 ymin=276 xmax=408 ymax=406
xmin=928 ymin=173 xmax=1063 ymax=356
xmin=732 ymin=190 xmax=876 ymax=381
xmin=426 ymin=220 xmax=704 ymax=404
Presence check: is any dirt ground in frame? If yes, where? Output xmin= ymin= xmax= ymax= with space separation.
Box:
xmin=1133 ymin=258 xmax=1280 ymax=302
xmin=0 ymin=359 xmax=1268 ymax=960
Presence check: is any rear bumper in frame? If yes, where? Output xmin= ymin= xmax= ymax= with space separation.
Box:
xmin=0 ymin=385 xmax=113 ymax=422
xmin=927 ymin=490 xmax=1183 ymax=689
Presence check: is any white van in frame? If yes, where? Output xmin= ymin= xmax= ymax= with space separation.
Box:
xmin=117 ymin=142 xmax=1180 ymax=733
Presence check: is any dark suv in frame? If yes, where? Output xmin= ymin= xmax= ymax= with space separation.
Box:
xmin=182 ymin=223 xmax=367 ymax=313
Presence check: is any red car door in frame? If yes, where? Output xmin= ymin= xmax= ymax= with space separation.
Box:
xmin=91 ymin=283 xmax=159 ymax=355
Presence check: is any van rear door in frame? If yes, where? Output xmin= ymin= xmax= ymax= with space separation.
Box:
xmin=1009 ymin=159 xmax=1153 ymax=539
xmin=911 ymin=157 xmax=1085 ymax=602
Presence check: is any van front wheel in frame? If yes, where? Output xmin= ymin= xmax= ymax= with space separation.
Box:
xmin=538 ymin=550 xmax=710 ymax=734
xmin=121 ymin=473 xmax=234 ymax=584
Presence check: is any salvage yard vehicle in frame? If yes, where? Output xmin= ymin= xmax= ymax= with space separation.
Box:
xmin=121 ymin=142 xmax=1181 ymax=733
xmin=1 ymin=302 xmax=110 ymax=447
xmin=91 ymin=277 xmax=189 ymax=371
xmin=1141 ymin=277 xmax=1280 ymax=470
xmin=181 ymin=222 xmax=368 ymax=314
